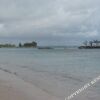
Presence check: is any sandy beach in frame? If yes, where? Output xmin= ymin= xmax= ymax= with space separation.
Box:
xmin=0 ymin=70 xmax=61 ymax=100
xmin=0 ymin=48 xmax=100 ymax=100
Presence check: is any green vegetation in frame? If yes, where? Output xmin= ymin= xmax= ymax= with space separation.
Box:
xmin=0 ymin=41 xmax=37 ymax=48
xmin=19 ymin=43 xmax=22 ymax=47
xmin=0 ymin=44 xmax=16 ymax=48
xmin=19 ymin=41 xmax=37 ymax=48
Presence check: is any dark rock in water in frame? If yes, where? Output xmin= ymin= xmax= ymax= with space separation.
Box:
xmin=38 ymin=47 xmax=53 ymax=49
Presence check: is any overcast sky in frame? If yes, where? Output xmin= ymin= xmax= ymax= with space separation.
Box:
xmin=0 ymin=0 xmax=100 ymax=46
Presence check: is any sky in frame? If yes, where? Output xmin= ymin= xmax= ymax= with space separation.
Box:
xmin=0 ymin=0 xmax=100 ymax=46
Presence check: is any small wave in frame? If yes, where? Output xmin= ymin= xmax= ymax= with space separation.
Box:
xmin=61 ymin=74 xmax=83 ymax=82
xmin=0 ymin=67 xmax=17 ymax=75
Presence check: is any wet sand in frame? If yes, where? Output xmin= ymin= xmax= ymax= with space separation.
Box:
xmin=0 ymin=70 xmax=61 ymax=100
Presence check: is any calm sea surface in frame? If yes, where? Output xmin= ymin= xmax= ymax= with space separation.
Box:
xmin=0 ymin=48 xmax=100 ymax=100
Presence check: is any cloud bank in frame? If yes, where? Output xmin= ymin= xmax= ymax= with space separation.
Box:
xmin=0 ymin=0 xmax=100 ymax=45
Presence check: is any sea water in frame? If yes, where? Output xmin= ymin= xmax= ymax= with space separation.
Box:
xmin=0 ymin=47 xmax=100 ymax=100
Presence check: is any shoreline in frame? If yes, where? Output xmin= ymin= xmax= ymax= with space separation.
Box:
xmin=0 ymin=70 xmax=61 ymax=100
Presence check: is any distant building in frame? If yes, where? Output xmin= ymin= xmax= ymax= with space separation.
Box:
xmin=79 ymin=40 xmax=100 ymax=49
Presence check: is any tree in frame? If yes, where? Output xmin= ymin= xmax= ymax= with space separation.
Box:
xmin=32 ymin=41 xmax=37 ymax=47
xmin=19 ymin=42 xmax=22 ymax=47
xmin=23 ymin=41 xmax=37 ymax=47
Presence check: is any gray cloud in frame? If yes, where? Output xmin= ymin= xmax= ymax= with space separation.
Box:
xmin=0 ymin=0 xmax=100 ymax=45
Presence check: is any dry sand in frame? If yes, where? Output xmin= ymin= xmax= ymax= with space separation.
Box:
xmin=0 ymin=70 xmax=61 ymax=100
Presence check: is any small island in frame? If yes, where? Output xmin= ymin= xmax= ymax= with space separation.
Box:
xmin=79 ymin=40 xmax=100 ymax=49
xmin=0 ymin=41 xmax=37 ymax=48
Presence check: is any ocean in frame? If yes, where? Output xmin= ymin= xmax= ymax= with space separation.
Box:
xmin=0 ymin=47 xmax=100 ymax=100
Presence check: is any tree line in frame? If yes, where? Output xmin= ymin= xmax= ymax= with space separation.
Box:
xmin=0 ymin=41 xmax=37 ymax=48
